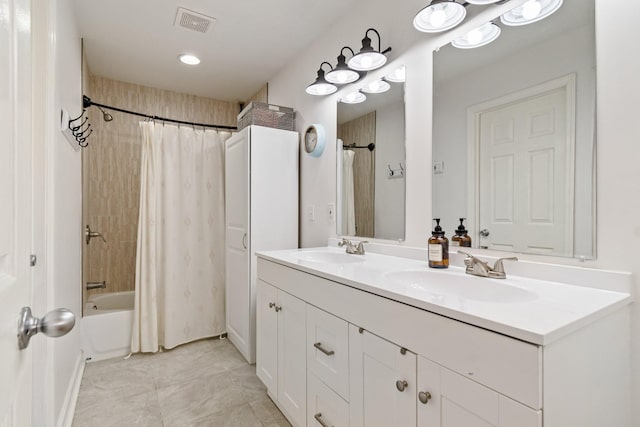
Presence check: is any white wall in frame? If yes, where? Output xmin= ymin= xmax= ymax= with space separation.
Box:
xmin=374 ymin=100 xmax=405 ymax=240
xmin=47 ymin=0 xmax=83 ymax=424
xmin=432 ymin=24 xmax=595 ymax=256
xmin=268 ymin=0 xmax=640 ymax=424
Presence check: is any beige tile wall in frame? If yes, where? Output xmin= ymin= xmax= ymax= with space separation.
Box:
xmin=82 ymin=75 xmax=240 ymax=303
xmin=337 ymin=111 xmax=376 ymax=238
xmin=244 ymin=83 xmax=268 ymax=106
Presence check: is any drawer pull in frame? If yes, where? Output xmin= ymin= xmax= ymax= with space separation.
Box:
xmin=418 ymin=391 xmax=432 ymax=404
xmin=396 ymin=380 xmax=408 ymax=392
xmin=314 ymin=342 xmax=335 ymax=356
xmin=314 ymin=412 xmax=333 ymax=427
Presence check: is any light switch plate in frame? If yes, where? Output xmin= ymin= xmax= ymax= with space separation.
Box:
xmin=307 ymin=205 xmax=315 ymax=221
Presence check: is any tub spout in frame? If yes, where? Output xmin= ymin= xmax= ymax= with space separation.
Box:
xmin=86 ymin=281 xmax=107 ymax=290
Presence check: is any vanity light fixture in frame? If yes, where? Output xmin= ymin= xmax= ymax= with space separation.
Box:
xmin=326 ymin=47 xmax=361 ymax=85
xmin=178 ymin=53 xmax=200 ymax=65
xmin=347 ymin=28 xmax=392 ymax=72
xmin=361 ymin=79 xmax=391 ymax=94
xmin=340 ymin=91 xmax=367 ymax=104
xmin=501 ymin=0 xmax=563 ymax=26
xmin=413 ymin=0 xmax=467 ymax=33
xmin=465 ymin=0 xmax=501 ymax=4
xmin=385 ymin=65 xmax=406 ymax=83
xmin=306 ymin=62 xmax=338 ymax=96
xmin=452 ymin=22 xmax=501 ymax=49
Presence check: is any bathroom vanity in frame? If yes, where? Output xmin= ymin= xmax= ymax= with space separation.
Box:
xmin=255 ymin=247 xmax=631 ymax=427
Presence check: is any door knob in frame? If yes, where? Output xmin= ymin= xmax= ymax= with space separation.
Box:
xmin=17 ymin=307 xmax=76 ymax=350
xmin=479 ymin=229 xmax=490 ymax=237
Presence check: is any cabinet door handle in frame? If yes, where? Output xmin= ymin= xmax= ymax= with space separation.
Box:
xmin=396 ymin=380 xmax=408 ymax=392
xmin=418 ymin=391 xmax=432 ymax=404
xmin=268 ymin=302 xmax=275 ymax=309
xmin=313 ymin=342 xmax=335 ymax=356
xmin=314 ymin=412 xmax=333 ymax=427
xmin=242 ymin=233 xmax=248 ymax=249
xmin=274 ymin=305 xmax=282 ymax=312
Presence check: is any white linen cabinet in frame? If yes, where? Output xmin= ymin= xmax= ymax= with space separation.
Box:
xmin=225 ymin=125 xmax=298 ymax=363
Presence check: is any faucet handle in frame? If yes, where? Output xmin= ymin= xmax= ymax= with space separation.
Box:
xmin=338 ymin=238 xmax=352 ymax=247
xmin=492 ymin=257 xmax=518 ymax=273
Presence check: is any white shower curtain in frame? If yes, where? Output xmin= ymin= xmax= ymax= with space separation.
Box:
xmin=342 ymin=149 xmax=356 ymax=236
xmin=132 ymin=122 xmax=231 ymax=353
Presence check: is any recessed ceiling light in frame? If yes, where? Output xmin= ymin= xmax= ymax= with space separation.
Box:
xmin=178 ymin=54 xmax=201 ymax=65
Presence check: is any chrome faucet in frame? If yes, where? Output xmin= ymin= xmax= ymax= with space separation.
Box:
xmin=458 ymin=251 xmax=518 ymax=279
xmin=339 ymin=238 xmax=368 ymax=255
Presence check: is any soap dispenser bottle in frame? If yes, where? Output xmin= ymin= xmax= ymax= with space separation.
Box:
xmin=428 ymin=218 xmax=449 ymax=268
xmin=451 ymin=218 xmax=472 ymax=248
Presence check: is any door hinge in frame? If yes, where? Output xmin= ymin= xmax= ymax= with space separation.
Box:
xmin=30 ymin=255 xmax=37 ymax=267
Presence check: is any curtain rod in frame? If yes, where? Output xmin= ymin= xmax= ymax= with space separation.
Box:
xmin=82 ymin=95 xmax=238 ymax=131
xmin=343 ymin=142 xmax=376 ymax=151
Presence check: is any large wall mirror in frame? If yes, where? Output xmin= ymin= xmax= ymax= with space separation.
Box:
xmin=337 ymin=73 xmax=406 ymax=241
xmin=432 ymin=0 xmax=595 ymax=259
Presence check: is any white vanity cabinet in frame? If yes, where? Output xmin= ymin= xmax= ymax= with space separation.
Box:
xmin=256 ymin=279 xmax=307 ymax=427
xmin=255 ymin=252 xmax=631 ymax=427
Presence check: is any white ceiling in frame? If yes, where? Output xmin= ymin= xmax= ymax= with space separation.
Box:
xmin=73 ymin=0 xmax=358 ymax=102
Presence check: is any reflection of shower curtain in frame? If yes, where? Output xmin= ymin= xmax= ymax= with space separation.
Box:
xmin=132 ymin=122 xmax=231 ymax=353
xmin=342 ymin=150 xmax=356 ymax=236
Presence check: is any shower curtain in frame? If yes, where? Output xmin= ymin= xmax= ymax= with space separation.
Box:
xmin=132 ymin=122 xmax=231 ymax=353
xmin=342 ymin=149 xmax=356 ymax=236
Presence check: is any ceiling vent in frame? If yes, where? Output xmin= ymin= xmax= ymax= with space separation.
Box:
xmin=174 ymin=7 xmax=216 ymax=34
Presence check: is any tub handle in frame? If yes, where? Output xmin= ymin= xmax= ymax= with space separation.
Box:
xmin=86 ymin=281 xmax=107 ymax=290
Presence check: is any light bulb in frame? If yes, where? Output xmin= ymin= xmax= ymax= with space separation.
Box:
xmin=430 ymin=9 xmax=447 ymax=28
xmin=336 ymin=72 xmax=348 ymax=83
xmin=467 ymin=29 xmax=483 ymax=45
xmin=522 ymin=0 xmax=542 ymax=20
xmin=360 ymin=55 xmax=373 ymax=69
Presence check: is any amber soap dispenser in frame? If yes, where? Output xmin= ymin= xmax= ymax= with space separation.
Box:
xmin=451 ymin=218 xmax=472 ymax=248
xmin=428 ymin=218 xmax=449 ymax=268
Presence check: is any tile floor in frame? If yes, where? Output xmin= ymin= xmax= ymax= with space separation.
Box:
xmin=72 ymin=337 xmax=292 ymax=427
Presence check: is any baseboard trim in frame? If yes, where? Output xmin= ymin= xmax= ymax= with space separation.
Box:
xmin=56 ymin=352 xmax=85 ymax=427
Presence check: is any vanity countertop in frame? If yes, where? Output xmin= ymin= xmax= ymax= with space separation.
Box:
xmin=257 ymin=247 xmax=632 ymax=345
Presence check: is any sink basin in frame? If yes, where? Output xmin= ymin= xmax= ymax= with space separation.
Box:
xmin=294 ymin=251 xmax=366 ymax=264
xmin=384 ymin=270 xmax=537 ymax=303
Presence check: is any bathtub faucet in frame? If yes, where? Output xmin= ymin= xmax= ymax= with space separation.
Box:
xmin=86 ymin=281 xmax=107 ymax=290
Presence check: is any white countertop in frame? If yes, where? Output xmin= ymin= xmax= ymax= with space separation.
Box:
xmin=257 ymin=247 xmax=632 ymax=345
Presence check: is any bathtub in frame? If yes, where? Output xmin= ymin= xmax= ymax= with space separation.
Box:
xmin=81 ymin=291 xmax=134 ymax=362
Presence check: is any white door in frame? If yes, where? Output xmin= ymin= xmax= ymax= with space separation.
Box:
xmin=225 ymin=128 xmax=251 ymax=361
xmin=256 ymin=280 xmax=278 ymax=394
xmin=0 ymin=0 xmax=33 ymax=424
xmin=349 ymin=326 xmax=416 ymax=427
xmin=418 ymin=357 xmax=541 ymax=427
xmin=277 ymin=290 xmax=306 ymax=427
xmin=475 ymin=77 xmax=574 ymax=256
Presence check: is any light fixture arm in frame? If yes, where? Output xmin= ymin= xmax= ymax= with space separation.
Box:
xmin=320 ymin=61 xmax=334 ymax=72
xmin=364 ymin=28 xmax=392 ymax=55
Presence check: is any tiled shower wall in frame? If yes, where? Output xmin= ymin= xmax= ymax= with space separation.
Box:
xmin=337 ymin=111 xmax=376 ymax=237
xmin=82 ymin=75 xmax=239 ymax=301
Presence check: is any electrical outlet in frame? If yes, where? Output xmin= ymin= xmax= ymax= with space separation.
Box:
xmin=328 ymin=203 xmax=335 ymax=222
xmin=433 ymin=161 xmax=444 ymax=174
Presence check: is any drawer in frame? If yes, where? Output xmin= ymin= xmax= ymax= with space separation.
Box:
xmin=308 ymin=373 xmax=349 ymax=427
xmin=307 ymin=304 xmax=350 ymax=400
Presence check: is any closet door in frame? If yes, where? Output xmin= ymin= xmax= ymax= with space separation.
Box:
xmin=225 ymin=128 xmax=251 ymax=362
